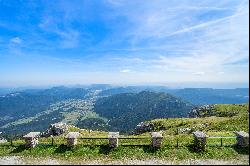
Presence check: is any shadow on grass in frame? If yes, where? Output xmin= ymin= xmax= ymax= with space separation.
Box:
xmin=232 ymin=145 xmax=249 ymax=155
xmin=37 ymin=143 xmax=54 ymax=148
xmin=187 ymin=144 xmax=206 ymax=154
xmin=54 ymin=144 xmax=72 ymax=153
xmin=0 ymin=145 xmax=13 ymax=147
xmin=10 ymin=145 xmax=28 ymax=153
xmin=98 ymin=145 xmax=112 ymax=155
xmin=98 ymin=144 xmax=160 ymax=155
xmin=142 ymin=145 xmax=160 ymax=153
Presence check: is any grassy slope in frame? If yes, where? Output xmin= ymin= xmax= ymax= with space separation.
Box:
xmin=0 ymin=104 xmax=248 ymax=161
xmin=148 ymin=104 xmax=249 ymax=136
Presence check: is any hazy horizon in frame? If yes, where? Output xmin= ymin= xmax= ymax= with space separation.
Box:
xmin=0 ymin=0 xmax=249 ymax=87
xmin=0 ymin=82 xmax=249 ymax=90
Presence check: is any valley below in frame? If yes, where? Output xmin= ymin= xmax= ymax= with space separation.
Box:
xmin=0 ymin=85 xmax=248 ymax=136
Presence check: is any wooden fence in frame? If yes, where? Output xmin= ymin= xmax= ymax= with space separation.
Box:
xmin=1 ymin=131 xmax=248 ymax=150
xmin=207 ymin=136 xmax=237 ymax=147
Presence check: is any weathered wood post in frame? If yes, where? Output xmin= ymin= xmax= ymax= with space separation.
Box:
xmin=65 ymin=132 xmax=81 ymax=147
xmin=23 ymin=132 xmax=40 ymax=148
xmin=176 ymin=138 xmax=179 ymax=148
xmin=151 ymin=132 xmax=163 ymax=148
xmin=51 ymin=135 xmax=54 ymax=146
xmin=108 ymin=132 xmax=119 ymax=148
xmin=235 ymin=131 xmax=249 ymax=147
xmin=192 ymin=131 xmax=207 ymax=151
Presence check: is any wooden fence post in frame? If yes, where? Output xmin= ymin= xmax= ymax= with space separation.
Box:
xmin=51 ymin=137 xmax=54 ymax=146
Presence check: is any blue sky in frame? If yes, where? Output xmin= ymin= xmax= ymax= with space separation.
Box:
xmin=0 ymin=0 xmax=249 ymax=88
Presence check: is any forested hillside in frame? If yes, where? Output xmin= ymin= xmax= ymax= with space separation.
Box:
xmin=94 ymin=91 xmax=193 ymax=132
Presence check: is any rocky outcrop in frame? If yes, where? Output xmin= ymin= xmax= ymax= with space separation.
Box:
xmin=133 ymin=122 xmax=154 ymax=134
xmin=0 ymin=138 xmax=7 ymax=143
xmin=0 ymin=132 xmax=7 ymax=143
xmin=188 ymin=105 xmax=215 ymax=118
xmin=42 ymin=122 xmax=68 ymax=137
xmin=178 ymin=128 xmax=192 ymax=134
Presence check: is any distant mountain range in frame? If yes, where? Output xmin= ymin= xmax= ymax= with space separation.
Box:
xmin=0 ymin=85 xmax=248 ymax=135
xmin=98 ymin=86 xmax=249 ymax=104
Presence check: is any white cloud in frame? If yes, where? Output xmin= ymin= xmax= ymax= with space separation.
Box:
xmin=120 ymin=69 xmax=131 ymax=73
xmin=10 ymin=37 xmax=22 ymax=44
xmin=106 ymin=0 xmax=124 ymax=6
xmin=193 ymin=72 xmax=205 ymax=76
xmin=164 ymin=12 xmax=245 ymax=38
xmin=58 ymin=30 xmax=80 ymax=49
xmin=38 ymin=10 xmax=83 ymax=49
xmin=218 ymin=71 xmax=225 ymax=74
xmin=85 ymin=0 xmax=249 ymax=83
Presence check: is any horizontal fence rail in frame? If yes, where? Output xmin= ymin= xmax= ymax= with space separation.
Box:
xmin=119 ymin=137 xmax=150 ymax=139
xmin=207 ymin=136 xmax=237 ymax=147
xmin=79 ymin=137 xmax=108 ymax=139
xmin=208 ymin=136 xmax=236 ymax=139
xmin=78 ymin=137 xmax=151 ymax=139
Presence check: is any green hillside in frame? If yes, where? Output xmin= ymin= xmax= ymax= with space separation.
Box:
xmin=0 ymin=104 xmax=248 ymax=162
xmin=94 ymin=91 xmax=193 ymax=133
xmin=145 ymin=104 xmax=249 ymax=136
